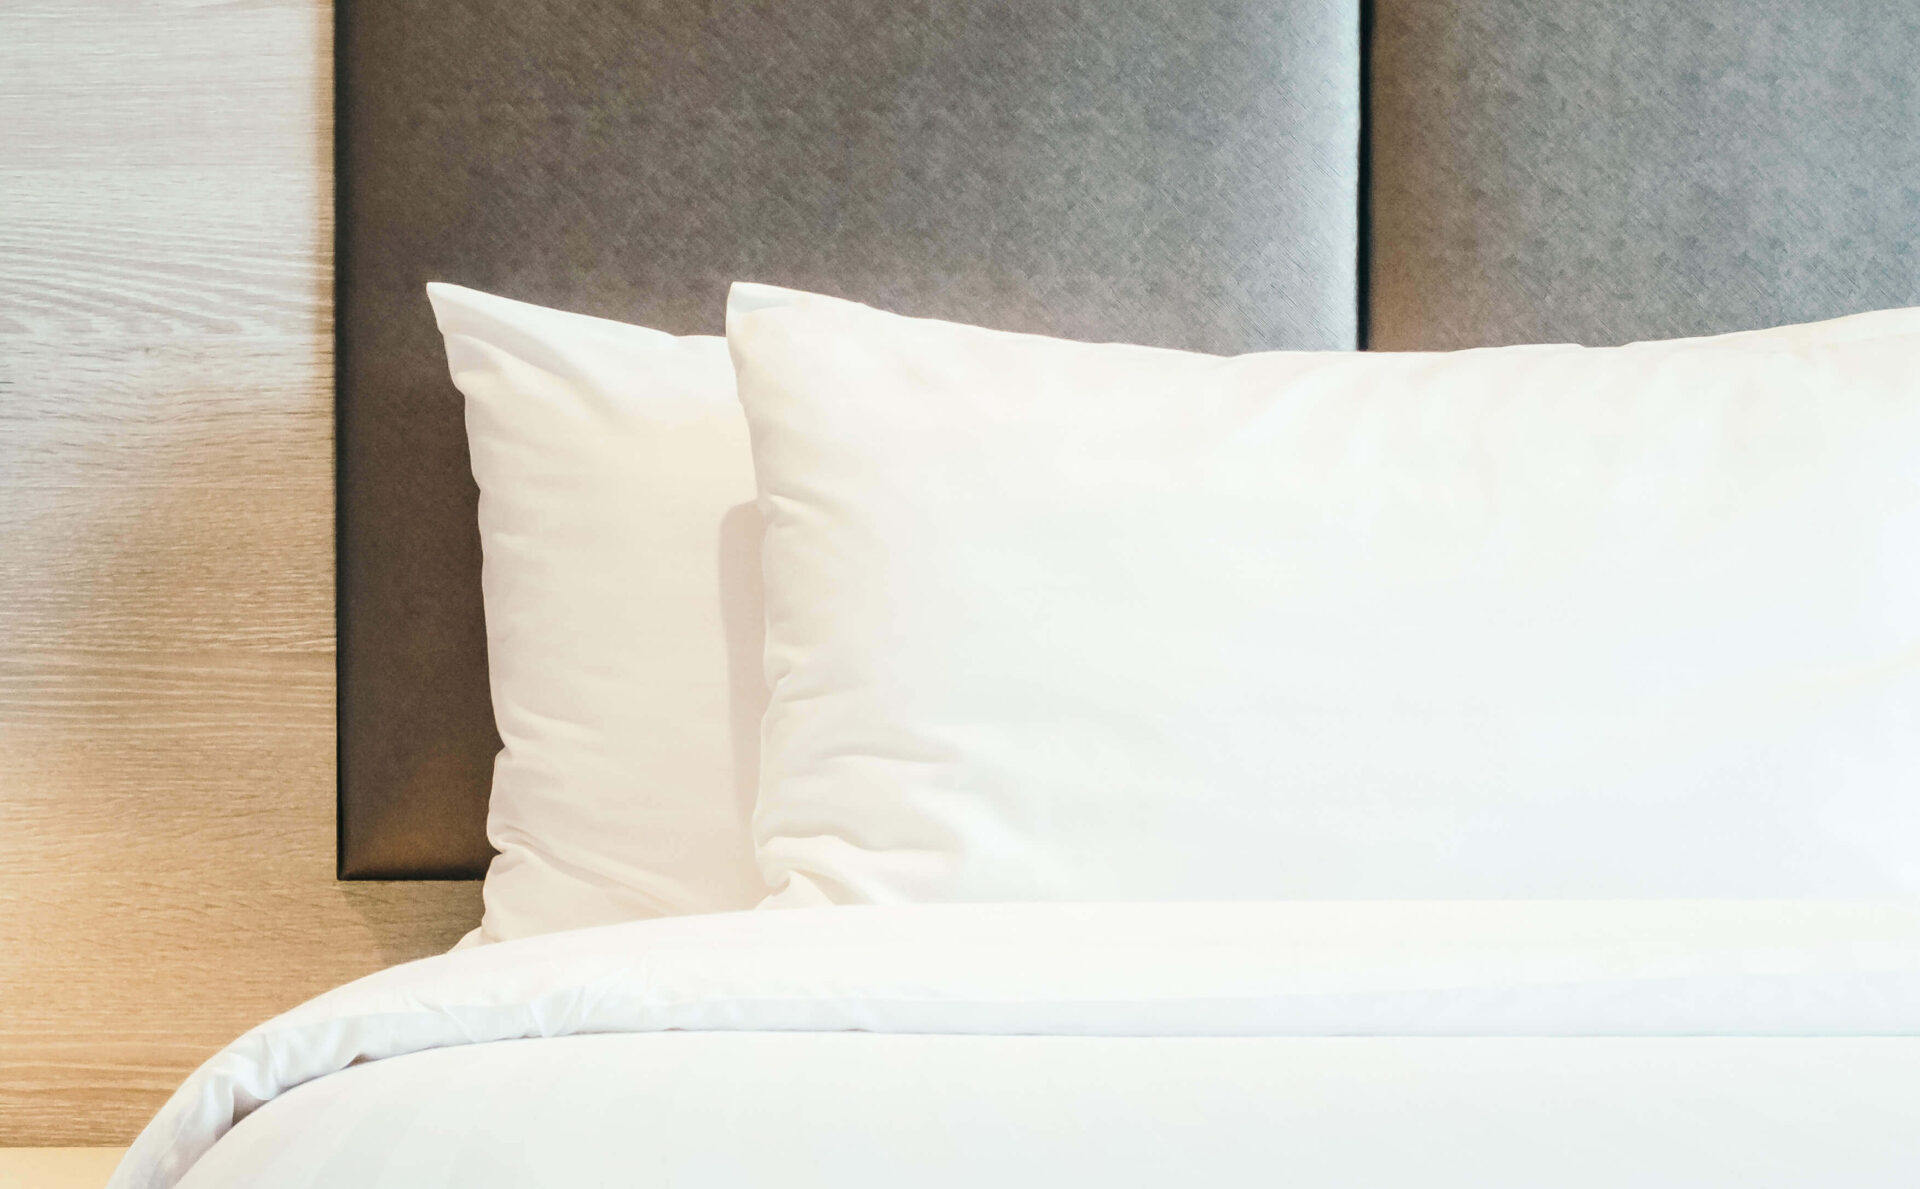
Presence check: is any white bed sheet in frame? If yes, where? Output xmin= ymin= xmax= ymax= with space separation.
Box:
xmin=181 ymin=1031 xmax=1920 ymax=1189
xmin=113 ymin=901 xmax=1920 ymax=1189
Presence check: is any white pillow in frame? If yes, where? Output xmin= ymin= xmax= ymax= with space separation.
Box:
xmin=727 ymin=284 xmax=1920 ymax=907
xmin=428 ymin=284 xmax=767 ymax=942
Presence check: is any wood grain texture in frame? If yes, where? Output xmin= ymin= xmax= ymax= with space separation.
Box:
xmin=0 ymin=0 xmax=481 ymax=1145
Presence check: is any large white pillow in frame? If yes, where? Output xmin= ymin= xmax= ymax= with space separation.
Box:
xmin=727 ymin=284 xmax=1920 ymax=908
xmin=428 ymin=284 xmax=767 ymax=942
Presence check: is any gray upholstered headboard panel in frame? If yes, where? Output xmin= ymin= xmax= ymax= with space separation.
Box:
xmin=1369 ymin=0 xmax=1920 ymax=349
xmin=336 ymin=0 xmax=1362 ymax=877
xmin=341 ymin=0 xmax=1920 ymax=877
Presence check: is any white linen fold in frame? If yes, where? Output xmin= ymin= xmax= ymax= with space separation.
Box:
xmin=111 ymin=901 xmax=1920 ymax=1189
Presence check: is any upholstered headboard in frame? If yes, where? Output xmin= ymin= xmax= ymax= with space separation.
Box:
xmin=337 ymin=0 xmax=1920 ymax=878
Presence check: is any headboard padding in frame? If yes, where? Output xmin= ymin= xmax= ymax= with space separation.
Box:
xmin=337 ymin=0 xmax=1363 ymax=877
xmin=1369 ymin=0 xmax=1920 ymax=349
xmin=339 ymin=0 xmax=1920 ymax=877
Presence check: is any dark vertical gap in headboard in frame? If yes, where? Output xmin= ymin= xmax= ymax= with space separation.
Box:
xmin=331 ymin=0 xmax=352 ymax=880
xmin=1355 ymin=0 xmax=1373 ymax=351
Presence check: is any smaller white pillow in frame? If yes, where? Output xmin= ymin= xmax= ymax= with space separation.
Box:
xmin=428 ymin=284 xmax=767 ymax=942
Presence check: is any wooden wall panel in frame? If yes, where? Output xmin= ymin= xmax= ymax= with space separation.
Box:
xmin=0 ymin=0 xmax=481 ymax=1145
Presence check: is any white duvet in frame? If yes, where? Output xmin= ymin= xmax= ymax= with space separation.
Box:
xmin=115 ymin=901 xmax=1920 ymax=1189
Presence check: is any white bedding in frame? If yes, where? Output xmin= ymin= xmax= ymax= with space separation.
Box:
xmin=116 ymin=902 xmax=1920 ymax=1189
xmin=182 ymin=1033 xmax=1920 ymax=1189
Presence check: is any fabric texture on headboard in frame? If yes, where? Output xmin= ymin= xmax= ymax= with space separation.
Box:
xmin=336 ymin=0 xmax=1363 ymax=877
xmin=341 ymin=0 xmax=1920 ymax=878
xmin=1368 ymin=0 xmax=1920 ymax=349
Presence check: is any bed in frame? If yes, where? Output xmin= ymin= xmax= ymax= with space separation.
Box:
xmin=115 ymin=1 xmax=1920 ymax=1186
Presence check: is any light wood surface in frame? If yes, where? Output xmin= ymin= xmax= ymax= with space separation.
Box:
xmin=0 ymin=0 xmax=481 ymax=1145
xmin=0 ymin=1149 xmax=126 ymax=1189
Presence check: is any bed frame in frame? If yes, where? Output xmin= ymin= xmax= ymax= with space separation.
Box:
xmin=336 ymin=0 xmax=1920 ymax=878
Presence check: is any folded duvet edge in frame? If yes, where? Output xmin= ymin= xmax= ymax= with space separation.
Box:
xmin=109 ymin=900 xmax=1920 ymax=1189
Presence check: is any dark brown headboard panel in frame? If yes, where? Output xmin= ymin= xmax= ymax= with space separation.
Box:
xmin=336 ymin=0 xmax=1364 ymax=877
